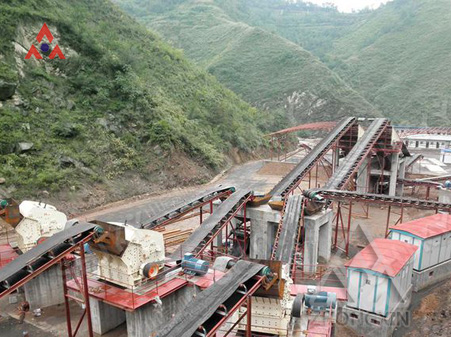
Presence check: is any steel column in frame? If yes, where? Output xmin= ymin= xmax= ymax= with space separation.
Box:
xmin=246 ymin=297 xmax=252 ymax=337
xmin=346 ymin=202 xmax=352 ymax=256
xmin=61 ymin=261 xmax=73 ymax=337
xmin=79 ymin=243 xmax=94 ymax=337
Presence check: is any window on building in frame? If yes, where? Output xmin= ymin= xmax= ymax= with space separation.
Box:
xmin=365 ymin=279 xmax=371 ymax=285
xmin=429 ymin=271 xmax=434 ymax=277
xmin=371 ymin=319 xmax=381 ymax=326
xmin=350 ymin=313 xmax=359 ymax=320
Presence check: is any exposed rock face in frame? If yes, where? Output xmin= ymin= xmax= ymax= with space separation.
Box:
xmin=17 ymin=142 xmax=34 ymax=153
xmin=0 ymin=79 xmax=17 ymax=100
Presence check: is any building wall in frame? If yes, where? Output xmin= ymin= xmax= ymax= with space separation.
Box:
xmin=346 ymin=257 xmax=414 ymax=317
xmin=390 ymin=230 xmax=451 ymax=271
xmin=388 ymin=257 xmax=414 ymax=314
xmin=347 ymin=268 xmax=390 ymax=316
xmin=389 ymin=231 xmax=422 ymax=270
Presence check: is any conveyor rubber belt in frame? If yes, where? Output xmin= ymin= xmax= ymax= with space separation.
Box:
xmin=269 ymin=117 xmax=356 ymax=198
xmin=171 ymin=189 xmax=252 ymax=258
xmin=324 ymin=118 xmax=389 ymax=190
xmin=143 ymin=185 xmax=235 ymax=229
xmin=157 ymin=260 xmax=264 ymax=337
xmin=0 ymin=223 xmax=95 ymax=292
xmin=405 ymin=154 xmax=423 ymax=169
xmin=274 ymin=195 xmax=303 ymax=263
xmin=312 ymin=189 xmax=451 ymax=210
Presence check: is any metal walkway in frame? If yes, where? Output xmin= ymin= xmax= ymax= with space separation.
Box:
xmin=171 ymin=189 xmax=253 ymax=259
xmin=272 ymin=195 xmax=303 ymax=263
xmin=324 ymin=118 xmax=389 ymax=190
xmin=0 ymin=222 xmax=95 ymax=298
xmin=156 ymin=260 xmax=265 ymax=337
xmin=268 ymin=117 xmax=356 ymax=200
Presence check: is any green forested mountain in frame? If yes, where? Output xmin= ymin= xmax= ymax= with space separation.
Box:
xmin=115 ymin=0 xmax=379 ymax=126
xmin=117 ymin=0 xmax=451 ymax=126
xmin=0 ymin=0 xmax=267 ymax=202
xmin=182 ymin=0 xmax=451 ymax=126
xmin=330 ymin=0 xmax=451 ymax=126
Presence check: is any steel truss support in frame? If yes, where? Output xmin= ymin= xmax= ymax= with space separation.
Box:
xmin=203 ymin=277 xmax=263 ymax=337
xmin=61 ymin=242 xmax=93 ymax=337
xmin=290 ymin=199 xmax=306 ymax=283
xmin=197 ymin=194 xmax=254 ymax=259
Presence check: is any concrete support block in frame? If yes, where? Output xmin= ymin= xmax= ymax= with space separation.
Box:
xmin=90 ymin=299 xmax=126 ymax=335
xmin=389 ymin=153 xmax=400 ymax=196
xmin=412 ymin=258 xmax=451 ymax=292
xmin=356 ymin=158 xmax=369 ymax=193
xmin=438 ymin=189 xmax=451 ymax=203
xmin=318 ymin=211 xmax=333 ymax=261
xmin=333 ymin=148 xmax=340 ymax=170
xmin=244 ymin=205 xmax=280 ymax=260
xmin=24 ymin=264 xmax=64 ymax=309
xmin=396 ymin=159 xmax=407 ymax=196
xmin=340 ymin=285 xmax=412 ymax=337
xmin=304 ymin=209 xmax=333 ymax=273
xmin=126 ymin=285 xmax=198 ymax=337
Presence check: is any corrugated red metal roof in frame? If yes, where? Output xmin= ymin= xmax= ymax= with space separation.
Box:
xmin=345 ymin=238 xmax=417 ymax=277
xmin=390 ymin=213 xmax=451 ymax=239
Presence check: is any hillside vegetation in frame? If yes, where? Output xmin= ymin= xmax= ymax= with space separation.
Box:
xmin=330 ymin=0 xmax=451 ymax=125
xmin=192 ymin=0 xmax=451 ymax=126
xmin=115 ymin=0 xmax=379 ymax=125
xmin=0 ymin=0 xmax=268 ymax=208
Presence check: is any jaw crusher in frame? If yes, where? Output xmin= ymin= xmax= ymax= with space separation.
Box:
xmin=0 ymin=199 xmax=68 ymax=253
xmin=88 ymin=220 xmax=165 ymax=289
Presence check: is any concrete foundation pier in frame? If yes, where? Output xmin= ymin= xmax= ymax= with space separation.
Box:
xmin=245 ymin=205 xmax=281 ymax=260
xmin=90 ymin=299 xmax=126 ymax=335
xmin=24 ymin=264 xmax=64 ymax=309
xmin=126 ymin=285 xmax=198 ymax=337
xmin=412 ymin=259 xmax=451 ymax=292
xmin=341 ymin=285 xmax=412 ymax=337
xmin=389 ymin=153 xmax=400 ymax=196
xmin=303 ymin=209 xmax=333 ymax=273
xmin=356 ymin=158 xmax=370 ymax=193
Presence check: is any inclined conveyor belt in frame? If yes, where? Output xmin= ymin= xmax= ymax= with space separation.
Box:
xmin=143 ymin=185 xmax=235 ymax=229
xmin=312 ymin=189 xmax=451 ymax=210
xmin=405 ymin=153 xmax=423 ymax=169
xmin=0 ymin=223 xmax=95 ymax=296
xmin=157 ymin=260 xmax=265 ymax=337
xmin=324 ymin=118 xmax=389 ymax=190
xmin=273 ymin=195 xmax=303 ymax=264
xmin=171 ymin=189 xmax=252 ymax=258
xmin=269 ymin=117 xmax=356 ymax=199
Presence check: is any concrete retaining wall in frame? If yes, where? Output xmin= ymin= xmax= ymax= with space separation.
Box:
xmin=413 ymin=258 xmax=451 ymax=292
xmin=126 ymin=285 xmax=199 ymax=337
xmin=340 ymin=285 xmax=412 ymax=337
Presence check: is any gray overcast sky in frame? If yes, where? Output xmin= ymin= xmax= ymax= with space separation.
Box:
xmin=308 ymin=0 xmax=391 ymax=12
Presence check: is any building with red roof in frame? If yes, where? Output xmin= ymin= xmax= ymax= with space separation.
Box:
xmin=389 ymin=213 xmax=451 ymax=271
xmin=345 ymin=238 xmax=417 ymax=317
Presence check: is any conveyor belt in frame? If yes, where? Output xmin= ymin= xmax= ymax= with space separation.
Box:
xmin=0 ymin=223 xmax=95 ymax=297
xmin=311 ymin=189 xmax=451 ymax=210
xmin=273 ymin=195 xmax=303 ymax=264
xmin=171 ymin=189 xmax=253 ymax=258
xmin=157 ymin=260 xmax=265 ymax=337
xmin=269 ymin=117 xmax=356 ymax=199
xmin=405 ymin=153 xmax=424 ymax=169
xmin=324 ymin=118 xmax=389 ymax=190
xmin=143 ymin=186 xmax=235 ymax=229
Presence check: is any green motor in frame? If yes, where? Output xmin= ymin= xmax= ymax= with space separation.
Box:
xmin=0 ymin=199 xmax=8 ymax=209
